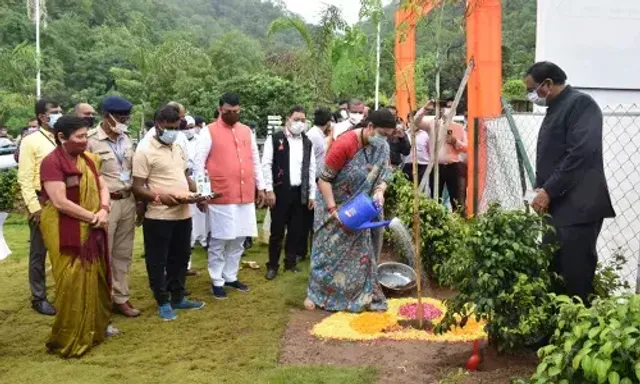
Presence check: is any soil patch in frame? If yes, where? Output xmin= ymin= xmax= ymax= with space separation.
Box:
xmin=279 ymin=308 xmax=537 ymax=384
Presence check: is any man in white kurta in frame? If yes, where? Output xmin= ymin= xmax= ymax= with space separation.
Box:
xmin=194 ymin=93 xmax=265 ymax=299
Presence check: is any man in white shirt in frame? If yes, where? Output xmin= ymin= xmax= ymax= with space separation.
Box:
xmin=262 ymin=106 xmax=316 ymax=280
xmin=403 ymin=115 xmax=431 ymax=183
xmin=194 ymin=93 xmax=266 ymax=299
xmin=183 ymin=116 xmax=209 ymax=275
xmin=301 ymin=107 xmax=332 ymax=261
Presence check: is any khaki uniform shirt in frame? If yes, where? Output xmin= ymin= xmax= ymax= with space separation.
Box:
xmin=87 ymin=125 xmax=134 ymax=193
xmin=132 ymin=137 xmax=190 ymax=221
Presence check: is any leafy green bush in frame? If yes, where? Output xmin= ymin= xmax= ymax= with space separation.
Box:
xmin=384 ymin=170 xmax=467 ymax=285
xmin=0 ymin=169 xmax=19 ymax=212
xmin=528 ymin=294 xmax=640 ymax=384
xmin=434 ymin=204 xmax=557 ymax=353
xmin=593 ymin=249 xmax=632 ymax=299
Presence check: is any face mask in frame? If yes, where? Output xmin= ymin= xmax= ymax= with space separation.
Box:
xmin=528 ymin=81 xmax=550 ymax=107
xmin=84 ymin=117 xmax=95 ymax=128
xmin=184 ymin=129 xmax=195 ymax=140
xmin=289 ymin=121 xmax=305 ymax=136
xmin=27 ymin=127 xmax=38 ymax=134
xmin=349 ymin=113 xmax=364 ymax=125
xmin=49 ymin=113 xmax=62 ymax=128
xmin=340 ymin=110 xmax=349 ymax=120
xmin=110 ymin=114 xmax=128 ymax=134
xmin=61 ymin=137 xmax=87 ymax=156
xmin=221 ymin=112 xmax=239 ymax=126
xmin=158 ymin=128 xmax=179 ymax=145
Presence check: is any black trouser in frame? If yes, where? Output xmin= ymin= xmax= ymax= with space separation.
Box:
xmin=268 ymin=186 xmax=307 ymax=271
xmin=29 ymin=220 xmax=48 ymax=302
xmin=456 ymin=162 xmax=468 ymax=215
xmin=402 ymin=163 xmax=428 ymax=184
xmin=143 ymin=218 xmax=192 ymax=306
xmin=546 ymin=219 xmax=604 ymax=304
xmin=430 ymin=163 xmax=462 ymax=212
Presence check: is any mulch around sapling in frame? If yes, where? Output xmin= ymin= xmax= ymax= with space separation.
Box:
xmin=279 ymin=247 xmax=538 ymax=384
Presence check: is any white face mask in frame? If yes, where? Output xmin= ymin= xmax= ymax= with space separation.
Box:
xmin=159 ymin=128 xmax=179 ymax=144
xmin=289 ymin=121 xmax=306 ymax=136
xmin=184 ymin=128 xmax=195 ymax=140
xmin=110 ymin=114 xmax=128 ymax=134
xmin=48 ymin=113 xmax=62 ymax=128
xmin=339 ymin=110 xmax=349 ymax=120
xmin=349 ymin=113 xmax=364 ymax=124
xmin=527 ymin=81 xmax=550 ymax=107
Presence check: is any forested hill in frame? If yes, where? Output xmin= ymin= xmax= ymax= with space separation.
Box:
xmin=0 ymin=0 xmax=536 ymax=134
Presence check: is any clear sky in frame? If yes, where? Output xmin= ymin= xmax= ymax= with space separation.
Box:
xmin=281 ymin=0 xmax=394 ymax=25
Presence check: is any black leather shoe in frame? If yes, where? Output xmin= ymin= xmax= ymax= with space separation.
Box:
xmin=32 ymin=300 xmax=56 ymax=316
xmin=265 ymin=269 xmax=278 ymax=280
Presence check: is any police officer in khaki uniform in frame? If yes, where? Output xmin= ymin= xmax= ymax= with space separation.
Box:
xmin=87 ymin=96 xmax=140 ymax=318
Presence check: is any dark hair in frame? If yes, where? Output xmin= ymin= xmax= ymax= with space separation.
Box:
xmin=368 ymin=109 xmax=397 ymax=129
xmin=53 ymin=115 xmax=87 ymax=145
xmin=338 ymin=99 xmax=348 ymax=107
xmin=526 ymin=61 xmax=567 ymax=85
xmin=289 ymin=105 xmax=306 ymax=116
xmin=313 ymin=107 xmax=332 ymax=127
xmin=332 ymin=110 xmax=343 ymax=122
xmin=154 ymin=105 xmax=181 ymax=124
xmin=194 ymin=116 xmax=205 ymax=126
xmin=28 ymin=117 xmax=38 ymax=122
xmin=144 ymin=120 xmax=154 ymax=129
xmin=35 ymin=98 xmax=58 ymax=125
xmin=219 ymin=92 xmax=240 ymax=107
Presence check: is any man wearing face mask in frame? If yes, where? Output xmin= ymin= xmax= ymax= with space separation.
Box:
xmin=132 ymin=105 xmax=205 ymax=321
xmin=138 ymin=102 xmax=189 ymax=156
xmin=332 ymin=98 xmax=366 ymax=139
xmin=525 ymin=61 xmax=615 ymax=304
xmin=74 ymin=103 xmax=96 ymax=128
xmin=262 ymin=106 xmax=316 ymax=280
xmin=86 ymin=96 xmax=141 ymax=318
xmin=17 ymin=98 xmax=62 ymax=316
xmin=194 ymin=92 xmax=266 ymax=299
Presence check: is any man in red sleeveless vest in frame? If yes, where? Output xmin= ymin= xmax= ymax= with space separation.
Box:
xmin=195 ymin=93 xmax=266 ymax=299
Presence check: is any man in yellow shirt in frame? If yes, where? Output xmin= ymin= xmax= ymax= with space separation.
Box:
xmin=17 ymin=98 xmax=61 ymax=316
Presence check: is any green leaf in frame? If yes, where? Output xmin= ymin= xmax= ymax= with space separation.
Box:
xmin=548 ymin=366 xmax=561 ymax=377
xmin=620 ymin=378 xmax=632 ymax=384
xmin=564 ymin=340 xmax=573 ymax=353
xmin=609 ymin=371 xmax=620 ymax=384
xmin=589 ymin=327 xmax=601 ymax=339
xmin=635 ymin=361 xmax=640 ymax=380
xmin=536 ymin=361 xmax=549 ymax=376
xmin=572 ymin=354 xmax=583 ymax=370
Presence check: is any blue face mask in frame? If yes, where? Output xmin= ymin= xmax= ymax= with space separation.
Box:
xmin=48 ymin=113 xmax=62 ymax=128
xmin=159 ymin=128 xmax=179 ymax=144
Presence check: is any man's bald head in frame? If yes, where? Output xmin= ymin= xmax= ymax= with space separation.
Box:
xmin=167 ymin=101 xmax=186 ymax=118
xmin=74 ymin=103 xmax=95 ymax=118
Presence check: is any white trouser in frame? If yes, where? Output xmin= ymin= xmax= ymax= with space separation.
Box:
xmin=207 ymin=237 xmax=245 ymax=287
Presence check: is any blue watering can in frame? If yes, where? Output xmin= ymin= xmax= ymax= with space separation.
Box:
xmin=338 ymin=192 xmax=392 ymax=231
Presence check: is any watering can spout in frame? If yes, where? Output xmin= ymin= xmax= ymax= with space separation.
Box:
xmin=356 ymin=220 xmax=392 ymax=231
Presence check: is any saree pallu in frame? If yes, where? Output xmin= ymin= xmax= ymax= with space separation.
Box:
xmin=307 ymin=135 xmax=392 ymax=312
xmin=40 ymin=153 xmax=111 ymax=358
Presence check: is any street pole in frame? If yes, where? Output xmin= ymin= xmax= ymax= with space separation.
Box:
xmin=374 ymin=19 xmax=381 ymax=109
xmin=35 ymin=0 xmax=41 ymax=99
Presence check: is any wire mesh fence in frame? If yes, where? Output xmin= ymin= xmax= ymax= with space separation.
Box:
xmin=477 ymin=104 xmax=640 ymax=293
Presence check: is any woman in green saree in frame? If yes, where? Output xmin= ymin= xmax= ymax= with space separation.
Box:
xmin=39 ymin=115 xmax=112 ymax=358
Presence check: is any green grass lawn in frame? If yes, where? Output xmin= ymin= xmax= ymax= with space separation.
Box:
xmin=0 ymin=213 xmax=377 ymax=384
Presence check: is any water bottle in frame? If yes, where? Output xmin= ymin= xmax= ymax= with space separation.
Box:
xmin=196 ymin=173 xmax=205 ymax=195
xmin=202 ymin=171 xmax=211 ymax=196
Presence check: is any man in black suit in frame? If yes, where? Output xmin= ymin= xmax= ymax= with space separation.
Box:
xmin=525 ymin=62 xmax=616 ymax=304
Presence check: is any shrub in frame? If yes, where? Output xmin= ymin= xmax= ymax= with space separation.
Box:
xmin=384 ymin=169 xmax=467 ymax=286
xmin=434 ymin=204 xmax=557 ymax=353
xmin=593 ymin=248 xmax=632 ymax=299
xmin=0 ymin=169 xmax=19 ymax=212
xmin=527 ymin=294 xmax=640 ymax=384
